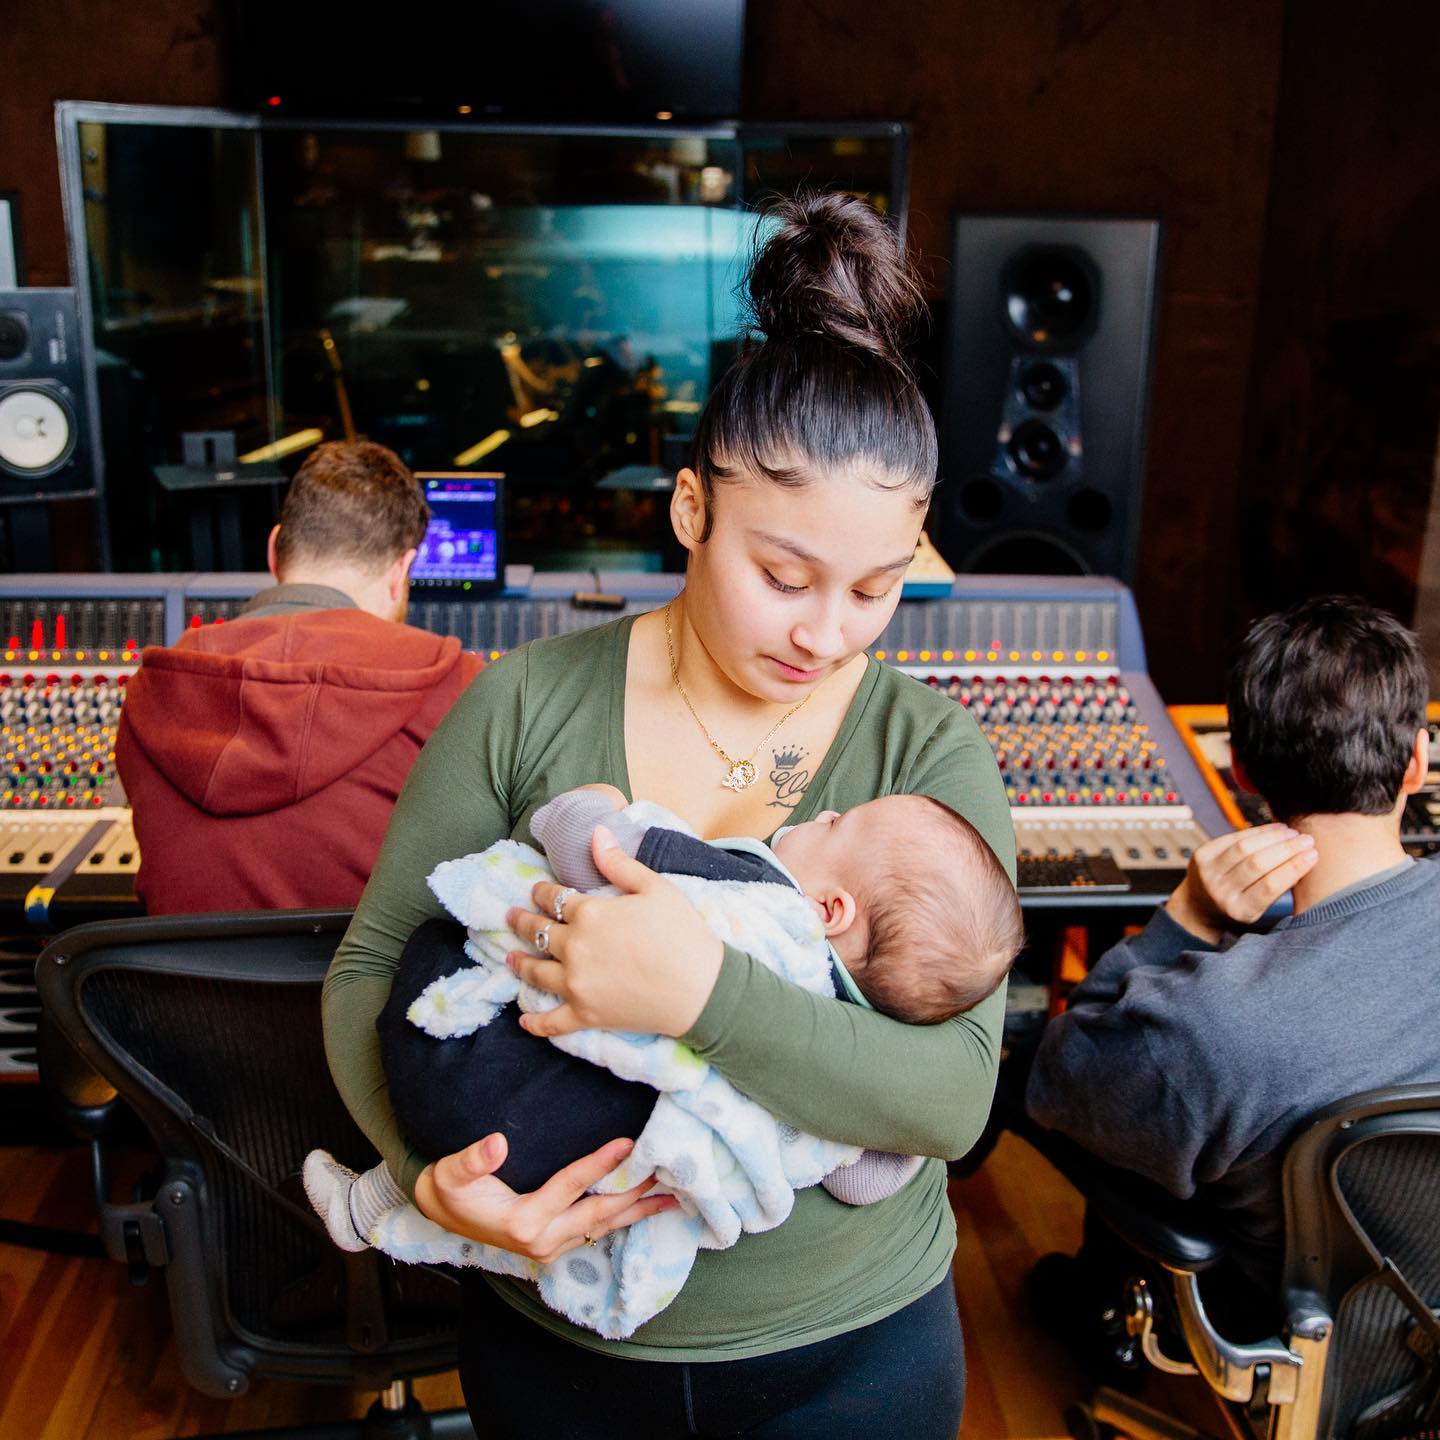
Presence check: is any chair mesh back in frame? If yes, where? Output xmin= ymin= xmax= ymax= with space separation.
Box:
xmin=81 ymin=965 xmax=458 ymax=1359
xmin=1329 ymin=1132 xmax=1440 ymax=1440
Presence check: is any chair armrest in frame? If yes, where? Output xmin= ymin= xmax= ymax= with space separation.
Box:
xmin=1012 ymin=1115 xmax=1230 ymax=1272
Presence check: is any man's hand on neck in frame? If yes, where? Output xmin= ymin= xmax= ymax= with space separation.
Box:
xmin=1164 ymin=823 xmax=1318 ymax=943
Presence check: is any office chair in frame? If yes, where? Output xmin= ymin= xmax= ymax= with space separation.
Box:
xmin=36 ymin=909 xmax=475 ymax=1440
xmin=1022 ymin=1085 xmax=1440 ymax=1440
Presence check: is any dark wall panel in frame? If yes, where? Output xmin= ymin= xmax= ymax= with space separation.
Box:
xmin=0 ymin=0 xmax=223 ymax=290
xmin=1235 ymin=0 xmax=1440 ymax=637
xmin=745 ymin=0 xmax=1286 ymax=699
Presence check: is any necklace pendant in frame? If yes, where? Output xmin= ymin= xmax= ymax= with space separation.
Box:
xmin=722 ymin=759 xmax=758 ymax=791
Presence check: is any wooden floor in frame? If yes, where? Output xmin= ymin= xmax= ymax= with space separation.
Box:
xmin=0 ymin=1130 xmax=1209 ymax=1439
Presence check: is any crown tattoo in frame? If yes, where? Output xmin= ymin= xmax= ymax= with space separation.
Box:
xmin=772 ymin=746 xmax=806 ymax=770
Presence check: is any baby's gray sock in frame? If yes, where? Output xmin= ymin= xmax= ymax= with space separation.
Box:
xmin=349 ymin=1162 xmax=410 ymax=1239
xmin=530 ymin=790 xmax=649 ymax=889
xmin=822 ymin=1150 xmax=926 ymax=1206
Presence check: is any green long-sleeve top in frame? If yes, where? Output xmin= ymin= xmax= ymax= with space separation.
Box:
xmin=322 ymin=614 xmax=1015 ymax=1361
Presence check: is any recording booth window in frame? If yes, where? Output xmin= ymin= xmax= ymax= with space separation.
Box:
xmin=57 ymin=106 xmax=907 ymax=575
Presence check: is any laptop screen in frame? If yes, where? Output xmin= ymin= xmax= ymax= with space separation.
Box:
xmin=411 ymin=473 xmax=504 ymax=590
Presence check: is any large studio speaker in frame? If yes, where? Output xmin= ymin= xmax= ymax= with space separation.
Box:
xmin=0 ymin=288 xmax=100 ymax=501
xmin=938 ymin=216 xmax=1161 ymax=581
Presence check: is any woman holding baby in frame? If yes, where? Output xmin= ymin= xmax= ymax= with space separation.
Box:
xmin=324 ymin=193 xmax=1014 ymax=1436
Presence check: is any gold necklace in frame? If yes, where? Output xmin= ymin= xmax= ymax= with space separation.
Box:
xmin=664 ymin=601 xmax=817 ymax=791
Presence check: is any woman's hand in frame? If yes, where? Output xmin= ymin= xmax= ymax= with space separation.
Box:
xmin=1164 ymin=823 xmax=1317 ymax=943
xmin=506 ymin=827 xmax=725 ymax=1039
xmin=413 ymin=1131 xmax=677 ymax=1264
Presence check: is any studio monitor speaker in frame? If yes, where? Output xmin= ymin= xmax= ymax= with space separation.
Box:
xmin=0 ymin=288 xmax=100 ymax=502
xmin=938 ymin=216 xmax=1160 ymax=581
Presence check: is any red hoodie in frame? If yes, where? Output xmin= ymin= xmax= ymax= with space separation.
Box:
xmin=115 ymin=607 xmax=483 ymax=914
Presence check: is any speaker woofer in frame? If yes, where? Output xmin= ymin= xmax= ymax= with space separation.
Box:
xmin=1003 ymin=249 xmax=1096 ymax=349
xmin=0 ymin=386 xmax=77 ymax=477
xmin=1006 ymin=419 xmax=1067 ymax=481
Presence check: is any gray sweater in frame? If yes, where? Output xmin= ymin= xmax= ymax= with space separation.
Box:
xmin=1026 ymin=857 xmax=1440 ymax=1283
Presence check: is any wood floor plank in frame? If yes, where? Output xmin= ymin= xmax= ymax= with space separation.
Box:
xmin=951 ymin=1138 xmax=1090 ymax=1439
xmin=0 ymin=1251 xmax=78 ymax=1431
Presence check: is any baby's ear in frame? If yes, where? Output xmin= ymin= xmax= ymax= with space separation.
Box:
xmin=809 ymin=887 xmax=858 ymax=938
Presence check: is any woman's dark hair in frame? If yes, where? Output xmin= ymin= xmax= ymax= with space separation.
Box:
xmin=1226 ymin=595 xmax=1428 ymax=822
xmin=689 ymin=193 xmax=937 ymax=540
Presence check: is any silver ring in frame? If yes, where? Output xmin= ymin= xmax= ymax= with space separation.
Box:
xmin=553 ymin=887 xmax=578 ymax=923
xmin=534 ymin=924 xmax=552 ymax=957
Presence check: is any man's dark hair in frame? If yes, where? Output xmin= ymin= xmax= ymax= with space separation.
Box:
xmin=274 ymin=441 xmax=429 ymax=572
xmin=1226 ymin=596 xmax=1428 ymax=823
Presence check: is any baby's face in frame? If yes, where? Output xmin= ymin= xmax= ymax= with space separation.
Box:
xmin=772 ymin=798 xmax=901 ymax=894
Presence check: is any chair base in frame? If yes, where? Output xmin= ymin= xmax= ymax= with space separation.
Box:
xmin=1068 ymin=1385 xmax=1249 ymax=1440
xmin=0 ymin=1217 xmax=105 ymax=1258
xmin=199 ymin=1395 xmax=476 ymax=1440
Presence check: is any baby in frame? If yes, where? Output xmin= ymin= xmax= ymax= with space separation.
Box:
xmin=308 ymin=785 xmax=1023 ymax=1251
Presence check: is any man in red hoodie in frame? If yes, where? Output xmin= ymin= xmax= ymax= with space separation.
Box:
xmin=116 ymin=441 xmax=483 ymax=914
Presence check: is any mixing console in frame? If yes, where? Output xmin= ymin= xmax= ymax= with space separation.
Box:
xmin=0 ymin=571 xmax=1229 ymax=1085
xmin=0 ymin=571 xmax=1230 ymax=891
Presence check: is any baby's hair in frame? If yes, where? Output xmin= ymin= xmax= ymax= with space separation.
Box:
xmin=858 ymin=798 xmax=1024 ymax=1025
xmin=689 ymin=192 xmax=938 ymax=542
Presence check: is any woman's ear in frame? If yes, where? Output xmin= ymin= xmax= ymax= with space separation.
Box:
xmin=670 ymin=468 xmax=707 ymax=553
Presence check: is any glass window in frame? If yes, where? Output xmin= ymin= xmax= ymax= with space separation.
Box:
xmin=62 ymin=109 xmax=906 ymax=572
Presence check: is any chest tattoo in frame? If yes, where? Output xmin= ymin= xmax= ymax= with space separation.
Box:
xmin=767 ymin=742 xmax=811 ymax=811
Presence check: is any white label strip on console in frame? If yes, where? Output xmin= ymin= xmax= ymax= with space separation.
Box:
xmin=1012 ymin=806 xmax=1195 ymax=822
xmin=893 ymin=666 xmax=1122 ymax=681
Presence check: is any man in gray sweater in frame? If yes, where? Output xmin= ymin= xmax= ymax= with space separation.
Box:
xmin=1026 ymin=596 xmax=1439 ymax=1299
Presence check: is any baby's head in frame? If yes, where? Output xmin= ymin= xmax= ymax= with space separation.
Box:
xmin=773 ymin=795 xmax=1023 ymax=1024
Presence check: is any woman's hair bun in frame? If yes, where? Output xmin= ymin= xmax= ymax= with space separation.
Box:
xmin=747 ymin=192 xmax=925 ymax=361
